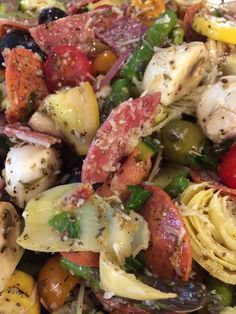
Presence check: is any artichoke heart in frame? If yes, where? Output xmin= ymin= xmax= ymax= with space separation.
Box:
xmin=17 ymin=183 xmax=149 ymax=263
xmin=143 ymin=42 xmax=208 ymax=106
xmin=44 ymin=83 xmax=100 ymax=156
xmin=179 ymin=183 xmax=236 ymax=284
xmin=100 ymin=252 xmax=176 ymax=300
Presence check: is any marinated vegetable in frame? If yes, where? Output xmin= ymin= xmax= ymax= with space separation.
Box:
xmin=161 ymin=119 xmax=204 ymax=164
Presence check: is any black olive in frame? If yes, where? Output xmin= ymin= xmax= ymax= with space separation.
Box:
xmin=38 ymin=7 xmax=67 ymax=24
xmin=67 ymin=168 xmax=82 ymax=183
xmin=0 ymin=29 xmax=46 ymax=68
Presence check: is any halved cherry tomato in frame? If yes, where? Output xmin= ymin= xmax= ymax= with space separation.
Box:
xmin=44 ymin=45 xmax=92 ymax=91
xmin=191 ymin=168 xmax=236 ymax=197
xmin=183 ymin=3 xmax=206 ymax=42
xmin=140 ymin=185 xmax=192 ymax=281
xmin=60 ymin=251 xmax=99 ymax=267
xmin=219 ymin=143 xmax=236 ymax=188
xmin=92 ymin=50 xmax=118 ymax=75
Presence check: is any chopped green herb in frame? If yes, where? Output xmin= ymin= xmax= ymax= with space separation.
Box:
xmin=125 ymin=186 xmax=152 ymax=211
xmin=164 ymin=176 xmax=189 ymax=199
xmin=48 ymin=212 xmax=80 ymax=239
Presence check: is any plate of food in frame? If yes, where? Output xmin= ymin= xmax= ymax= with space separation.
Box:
xmin=0 ymin=0 xmax=235 ymax=313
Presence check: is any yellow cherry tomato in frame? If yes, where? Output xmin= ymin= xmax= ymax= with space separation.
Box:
xmin=38 ymin=254 xmax=79 ymax=312
xmin=92 ymin=50 xmax=118 ymax=75
xmin=0 ymin=270 xmax=40 ymax=314
xmin=193 ymin=14 xmax=236 ymax=45
xmin=131 ymin=0 xmax=165 ymax=25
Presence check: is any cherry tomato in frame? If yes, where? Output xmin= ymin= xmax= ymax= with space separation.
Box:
xmin=131 ymin=0 xmax=165 ymax=25
xmin=38 ymin=254 xmax=79 ymax=311
xmin=219 ymin=143 xmax=236 ymax=188
xmin=44 ymin=45 xmax=92 ymax=91
xmin=92 ymin=50 xmax=117 ymax=75
xmin=60 ymin=251 xmax=99 ymax=267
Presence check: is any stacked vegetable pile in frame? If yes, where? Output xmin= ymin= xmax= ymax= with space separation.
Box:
xmin=0 ymin=0 xmax=235 ymax=314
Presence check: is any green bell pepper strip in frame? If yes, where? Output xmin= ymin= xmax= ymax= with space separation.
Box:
xmin=120 ymin=10 xmax=177 ymax=81
xmin=102 ymin=78 xmax=132 ymax=119
xmin=125 ymin=185 xmax=152 ymax=211
xmin=60 ymin=257 xmax=100 ymax=292
xmin=170 ymin=26 xmax=184 ymax=45
xmin=164 ymin=176 xmax=189 ymax=199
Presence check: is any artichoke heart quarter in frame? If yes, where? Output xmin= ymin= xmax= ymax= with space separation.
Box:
xmin=179 ymin=183 xmax=236 ymax=284
xmin=17 ymin=183 xmax=149 ymax=263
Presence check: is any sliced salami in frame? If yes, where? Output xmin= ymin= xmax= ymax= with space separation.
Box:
xmin=95 ymin=16 xmax=147 ymax=55
xmin=30 ymin=13 xmax=95 ymax=54
xmin=81 ymin=93 xmax=160 ymax=184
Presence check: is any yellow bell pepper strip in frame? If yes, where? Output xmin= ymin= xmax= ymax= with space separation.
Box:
xmin=193 ymin=14 xmax=236 ymax=45
xmin=0 ymin=270 xmax=40 ymax=314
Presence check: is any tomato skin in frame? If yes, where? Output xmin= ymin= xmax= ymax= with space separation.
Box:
xmin=219 ymin=143 xmax=236 ymax=188
xmin=38 ymin=254 xmax=79 ymax=312
xmin=60 ymin=251 xmax=99 ymax=267
xmin=44 ymin=45 xmax=92 ymax=91
xmin=92 ymin=50 xmax=117 ymax=75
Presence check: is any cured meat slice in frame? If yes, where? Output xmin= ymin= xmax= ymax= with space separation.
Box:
xmin=30 ymin=13 xmax=95 ymax=54
xmin=141 ymin=185 xmax=192 ymax=281
xmin=81 ymin=93 xmax=160 ymax=184
xmin=3 ymin=125 xmax=61 ymax=147
xmin=95 ymin=16 xmax=147 ymax=55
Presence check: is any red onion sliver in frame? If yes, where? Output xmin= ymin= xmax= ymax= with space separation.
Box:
xmin=97 ymin=51 xmax=130 ymax=90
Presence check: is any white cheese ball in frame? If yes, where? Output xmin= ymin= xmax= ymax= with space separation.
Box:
xmin=197 ymin=76 xmax=236 ymax=143
xmin=4 ymin=144 xmax=61 ymax=208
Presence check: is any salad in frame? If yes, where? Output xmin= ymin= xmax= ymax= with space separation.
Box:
xmin=0 ymin=0 xmax=235 ymax=313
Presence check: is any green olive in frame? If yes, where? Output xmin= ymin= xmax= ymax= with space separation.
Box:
xmin=161 ymin=119 xmax=204 ymax=164
xmin=207 ymin=277 xmax=233 ymax=307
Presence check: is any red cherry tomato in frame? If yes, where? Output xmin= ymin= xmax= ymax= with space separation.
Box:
xmin=219 ymin=143 xmax=236 ymax=188
xmin=60 ymin=251 xmax=99 ymax=267
xmin=44 ymin=45 xmax=92 ymax=91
